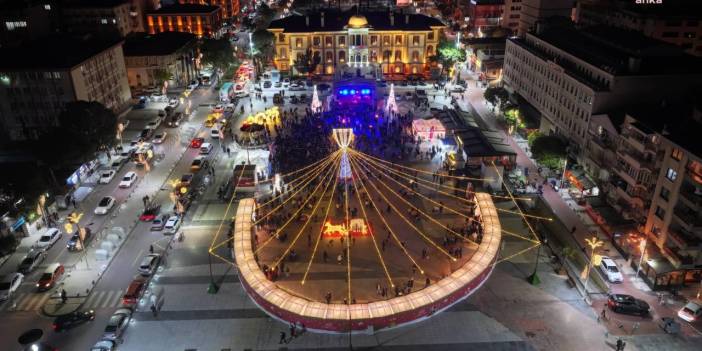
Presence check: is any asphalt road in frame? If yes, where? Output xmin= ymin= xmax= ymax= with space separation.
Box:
xmin=0 ymin=83 xmax=222 ymax=351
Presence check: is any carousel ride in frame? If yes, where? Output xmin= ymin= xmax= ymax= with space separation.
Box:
xmin=206 ymin=126 xmax=549 ymax=333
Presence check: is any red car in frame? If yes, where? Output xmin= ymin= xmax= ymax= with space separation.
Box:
xmin=139 ymin=204 xmax=161 ymax=221
xmin=122 ymin=278 xmax=147 ymax=307
xmin=190 ymin=137 xmax=205 ymax=148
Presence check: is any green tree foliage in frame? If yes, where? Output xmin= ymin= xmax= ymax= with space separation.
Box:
xmin=530 ymin=134 xmax=567 ymax=170
xmin=200 ymin=38 xmax=234 ymax=70
xmin=527 ymin=130 xmax=543 ymax=147
xmin=152 ymin=68 xmax=173 ymax=86
xmin=483 ymin=86 xmax=509 ymax=108
xmin=293 ymin=48 xmax=321 ymax=77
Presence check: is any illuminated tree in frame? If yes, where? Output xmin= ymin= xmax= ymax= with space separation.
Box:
xmin=294 ymin=48 xmax=321 ymax=77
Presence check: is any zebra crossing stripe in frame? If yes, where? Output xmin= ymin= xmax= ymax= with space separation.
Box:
xmin=106 ymin=290 xmax=123 ymax=309
xmin=86 ymin=291 xmax=106 ymax=309
xmin=33 ymin=293 xmax=51 ymax=311
xmin=14 ymin=294 xmax=33 ymax=310
xmin=99 ymin=291 xmax=116 ymax=309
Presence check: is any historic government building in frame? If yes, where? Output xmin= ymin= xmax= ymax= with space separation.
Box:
xmin=267 ymin=9 xmax=445 ymax=76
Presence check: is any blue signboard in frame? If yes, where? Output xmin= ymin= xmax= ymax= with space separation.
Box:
xmin=11 ymin=216 xmax=25 ymax=231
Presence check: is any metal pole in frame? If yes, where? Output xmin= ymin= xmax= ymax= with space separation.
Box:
xmin=560 ymin=158 xmax=568 ymax=189
xmin=636 ymin=238 xmax=647 ymax=281
xmin=527 ymin=238 xmax=542 ymax=285
xmin=583 ymin=247 xmax=593 ymax=298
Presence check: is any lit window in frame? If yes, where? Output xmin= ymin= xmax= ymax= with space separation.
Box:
xmin=5 ymin=21 xmax=27 ymax=31
xmin=671 ymin=148 xmax=683 ymax=161
xmin=101 ymin=18 xmax=108 ymax=24
xmin=665 ymin=168 xmax=677 ymax=182
xmin=44 ymin=4 xmax=51 ymax=10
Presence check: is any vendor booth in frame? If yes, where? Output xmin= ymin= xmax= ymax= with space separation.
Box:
xmin=411 ymin=118 xmax=446 ymax=141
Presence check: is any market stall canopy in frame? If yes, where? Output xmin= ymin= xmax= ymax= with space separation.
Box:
xmin=411 ymin=118 xmax=446 ymax=140
xmin=240 ymin=123 xmax=265 ymax=133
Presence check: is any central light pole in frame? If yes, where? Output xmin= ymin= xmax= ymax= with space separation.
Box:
xmin=583 ymin=236 xmax=604 ymax=302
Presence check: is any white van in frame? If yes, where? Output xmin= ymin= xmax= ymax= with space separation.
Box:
xmin=199 ymin=143 xmax=213 ymax=155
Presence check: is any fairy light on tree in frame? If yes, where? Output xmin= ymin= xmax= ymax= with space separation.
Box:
xmin=311 ymin=84 xmax=322 ymax=114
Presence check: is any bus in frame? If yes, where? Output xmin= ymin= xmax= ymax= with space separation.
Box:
xmin=219 ymin=82 xmax=234 ymax=102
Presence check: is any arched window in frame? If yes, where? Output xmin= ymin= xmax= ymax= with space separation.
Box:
xmin=394 ymin=50 xmax=402 ymax=62
xmin=411 ymin=51 xmax=420 ymax=62
xmin=338 ymin=50 xmax=346 ymax=63
xmin=383 ymin=50 xmax=391 ymax=62
xmin=326 ymin=51 xmax=333 ymax=63
xmin=427 ymin=45 xmax=434 ymax=56
xmin=356 ymin=54 xmax=361 ymax=63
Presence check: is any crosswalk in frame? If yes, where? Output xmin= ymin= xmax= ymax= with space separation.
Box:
xmin=0 ymin=289 xmax=124 ymax=312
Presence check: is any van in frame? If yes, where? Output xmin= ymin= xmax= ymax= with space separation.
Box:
xmin=36 ymin=263 xmax=64 ymax=291
xmin=199 ymin=143 xmax=213 ymax=155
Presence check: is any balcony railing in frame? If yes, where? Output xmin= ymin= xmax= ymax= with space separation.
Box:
xmin=662 ymin=246 xmax=682 ymax=268
xmin=668 ymin=227 xmax=702 ymax=250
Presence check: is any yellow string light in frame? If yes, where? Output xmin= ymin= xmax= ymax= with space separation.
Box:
xmin=254 ymin=161 xmax=339 ymax=255
xmin=491 ymin=161 xmax=541 ymax=243
xmin=359 ymin=151 xmax=490 ymax=181
xmin=271 ymin=160 xmax=340 ymax=269
xmin=258 ymin=150 xmax=340 ymax=184
xmin=349 ymin=153 xmax=456 ymax=261
xmin=208 ymin=165 xmax=247 ymax=254
xmin=494 ymin=242 xmax=541 ymax=265
xmin=348 ymin=152 xmax=425 ymax=275
xmin=352 ymin=153 xmax=477 ymax=247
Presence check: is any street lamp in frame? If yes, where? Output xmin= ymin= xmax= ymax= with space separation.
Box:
xmin=583 ymin=236 xmax=604 ymax=301
xmin=635 ymin=238 xmax=647 ymax=281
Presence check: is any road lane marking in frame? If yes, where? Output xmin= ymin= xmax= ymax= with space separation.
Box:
xmin=83 ymin=290 xmax=101 ymax=307
xmin=87 ymin=291 xmax=106 ymax=309
xmin=100 ymin=291 xmax=116 ymax=308
xmin=32 ymin=293 xmax=51 ymax=311
xmin=103 ymin=290 xmax=122 ymax=308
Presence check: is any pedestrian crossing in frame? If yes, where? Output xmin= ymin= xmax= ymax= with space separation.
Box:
xmin=0 ymin=289 xmax=124 ymax=312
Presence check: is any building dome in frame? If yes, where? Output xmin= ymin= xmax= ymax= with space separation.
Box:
xmin=348 ymin=15 xmax=369 ymax=28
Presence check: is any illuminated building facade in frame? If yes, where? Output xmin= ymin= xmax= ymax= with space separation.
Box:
xmin=146 ymin=3 xmax=223 ymax=38
xmin=467 ymin=0 xmax=504 ymax=35
xmin=267 ymin=10 xmax=445 ymax=76
xmin=62 ymin=0 xmax=134 ymax=38
xmin=178 ymin=0 xmax=239 ymax=20
xmin=123 ymin=31 xmax=197 ymax=89
xmin=0 ymin=36 xmax=131 ymax=140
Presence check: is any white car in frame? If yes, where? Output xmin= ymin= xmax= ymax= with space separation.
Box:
xmin=210 ymin=128 xmax=220 ymax=139
xmin=153 ymin=132 xmax=167 ymax=144
xmin=678 ymin=300 xmax=702 ymax=322
xmin=199 ymin=143 xmax=213 ymax=155
xmin=168 ymin=98 xmax=179 ymax=108
xmin=90 ymin=340 xmax=116 ymax=351
xmin=103 ymin=308 xmax=132 ymax=341
xmin=0 ymin=273 xmax=24 ymax=301
xmin=99 ymin=169 xmax=117 ymax=184
xmin=110 ymin=157 xmax=125 ymax=171
xmin=163 ymin=216 xmax=181 ymax=234
xmin=211 ymin=104 xmax=224 ymax=113
xmin=599 ymin=256 xmax=623 ymax=283
xmin=119 ymin=172 xmax=137 ymax=188
xmin=138 ymin=253 xmax=161 ymax=276
xmin=94 ymin=196 xmax=116 ymax=215
xmin=34 ymin=228 xmax=61 ymax=250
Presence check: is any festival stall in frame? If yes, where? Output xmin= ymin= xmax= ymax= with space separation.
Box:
xmin=411 ymin=118 xmax=446 ymax=141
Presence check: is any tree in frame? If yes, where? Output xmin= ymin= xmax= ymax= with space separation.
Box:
xmin=251 ymin=29 xmax=275 ymax=76
xmin=483 ymin=86 xmax=509 ymax=108
xmin=435 ymin=32 xmax=465 ymax=79
xmin=152 ymin=68 xmax=173 ymax=87
xmin=530 ymin=134 xmax=567 ymax=170
xmin=56 ymin=101 xmax=117 ymax=162
xmin=199 ymin=38 xmax=234 ymax=70
xmin=293 ymin=48 xmax=321 ymax=77
xmin=527 ymin=130 xmax=543 ymax=147
xmin=253 ymin=3 xmax=276 ymax=28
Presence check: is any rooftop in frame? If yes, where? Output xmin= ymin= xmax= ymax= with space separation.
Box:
xmin=0 ymin=35 xmax=123 ymax=70
xmin=587 ymin=0 xmax=702 ymax=18
xmin=64 ymin=0 xmax=128 ymax=8
xmin=149 ymin=3 xmax=220 ymax=15
xmin=532 ymin=23 xmax=702 ymax=75
xmin=123 ymin=32 xmax=196 ymax=56
xmin=268 ymin=9 xmax=445 ymax=33
xmin=626 ymin=98 xmax=702 ymax=158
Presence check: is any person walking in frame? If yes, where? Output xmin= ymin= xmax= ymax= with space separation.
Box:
xmin=149 ymin=245 xmax=154 ymax=254
xmin=60 ymin=289 xmax=67 ymax=304
xmin=289 ymin=322 xmax=296 ymax=339
xmin=279 ymin=331 xmax=287 ymax=344
xmin=150 ymin=303 xmax=158 ymax=317
xmin=615 ymin=338 xmax=625 ymax=351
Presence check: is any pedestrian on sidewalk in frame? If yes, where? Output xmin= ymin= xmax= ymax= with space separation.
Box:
xmin=227 ymin=147 xmax=231 ymax=157
xmin=279 ymin=331 xmax=287 ymax=344
xmin=149 ymin=245 xmax=154 ymax=254
xmin=71 ymin=198 xmax=77 ymax=209
xmin=289 ymin=322 xmax=296 ymax=338
xmin=600 ymin=307 xmax=607 ymax=321
xmin=150 ymin=303 xmax=158 ymax=317
xmin=60 ymin=289 xmax=67 ymax=303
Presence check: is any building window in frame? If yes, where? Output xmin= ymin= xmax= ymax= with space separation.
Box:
xmin=654 ymin=206 xmax=666 ymax=219
xmin=5 ymin=21 xmax=27 ymax=31
xmin=684 ymin=32 xmax=696 ymax=39
xmin=659 ymin=187 xmax=670 ymax=201
xmin=426 ymin=45 xmax=434 ymax=56
xmin=325 ymin=36 xmax=332 ymax=47
xmin=278 ymin=33 xmax=285 ymax=42
xmin=427 ymin=32 xmax=434 ymax=40
xmin=383 ymin=35 xmax=390 ymax=45
xmin=44 ymin=4 xmax=51 ymax=10
xmin=370 ymin=35 xmax=378 ymax=46
xmin=313 ymin=36 xmax=320 ymax=46
xmin=671 ymin=148 xmax=683 ymax=161
xmin=666 ymin=168 xmax=678 ymax=182
xmin=395 ymin=35 xmax=402 ymax=45
xmin=665 ymin=20 xmax=682 ymax=27
xmin=338 ymin=50 xmax=346 ymax=63
xmin=295 ymin=38 xmax=303 ymax=48
xmin=279 ymin=48 xmax=287 ymax=59
xmin=394 ymin=50 xmax=402 ymax=61
xmin=412 ymin=36 xmax=420 ymax=45
xmin=326 ymin=51 xmax=333 ymax=63
xmin=338 ymin=36 xmax=346 ymax=46
xmin=411 ymin=51 xmax=419 ymax=62
xmin=382 ymin=50 xmax=391 ymax=62
xmin=370 ymin=50 xmax=377 ymax=62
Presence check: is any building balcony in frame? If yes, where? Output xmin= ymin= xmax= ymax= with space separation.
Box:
xmin=661 ymin=245 xmax=683 ymax=268
xmin=679 ymin=181 xmax=702 ymax=210
xmin=673 ymin=205 xmax=702 ymax=233
xmin=667 ymin=227 xmax=702 ymax=250
xmin=616 ymin=147 xmax=656 ymax=173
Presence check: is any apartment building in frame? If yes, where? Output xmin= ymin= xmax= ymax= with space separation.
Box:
xmin=502 ymin=20 xmax=702 ymax=156
xmin=123 ymin=31 xmax=197 ymax=89
xmin=502 ymin=0 xmax=522 ymax=31
xmin=0 ymin=36 xmax=131 ymax=140
xmin=0 ymin=0 xmax=55 ymax=47
xmin=267 ymin=9 xmax=445 ymax=76
xmin=577 ymin=0 xmax=702 ymax=56
xmin=62 ymin=0 xmax=133 ymax=38
xmin=178 ymin=0 xmax=239 ymax=20
xmin=147 ymin=3 xmax=223 ymax=38
xmin=467 ymin=0 xmax=504 ymax=35
xmin=518 ymin=0 xmax=573 ymax=36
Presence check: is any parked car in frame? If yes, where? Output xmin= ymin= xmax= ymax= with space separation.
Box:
xmin=263 ymin=80 xmax=272 ymax=89
xmin=138 ymin=253 xmax=162 ymax=276
xmin=52 ymin=309 xmax=95 ymax=332
xmin=94 ymin=196 xmax=116 ymax=215
xmin=607 ymin=294 xmax=650 ymax=315
xmin=599 ymin=256 xmax=623 ymax=283
xmin=282 ymin=78 xmax=290 ymax=88
xmin=210 ymin=128 xmax=220 ymax=139
xmin=110 ymin=157 xmax=126 ymax=171
xmin=119 ymin=172 xmax=138 ymax=188
xmin=0 ymin=273 xmax=23 ymax=301
xmin=168 ymin=98 xmax=179 ymax=108
xmin=180 ymin=173 xmax=194 ymax=186
xmin=211 ymin=104 xmax=224 ymax=113
xmin=18 ymin=249 xmax=46 ymax=273
xmin=34 ymin=228 xmax=61 ymax=250
xmin=102 ymin=307 xmax=133 ymax=341
xmin=139 ymin=204 xmax=161 ymax=221
xmin=140 ymin=128 xmax=155 ymax=140
xmin=150 ymin=215 xmax=168 ymax=231
xmin=153 ymin=132 xmax=167 ymax=144
xmin=37 ymin=263 xmax=65 ymax=291
xmin=122 ymin=278 xmax=147 ymax=307
xmin=678 ymin=300 xmax=702 ymax=322
xmin=450 ymin=85 xmax=465 ymax=93
xmin=146 ymin=119 xmax=160 ymax=129
xmin=190 ymin=137 xmax=205 ymax=148
xmin=90 ymin=340 xmax=116 ymax=351
xmin=190 ymin=156 xmax=209 ymax=172
xmin=163 ymin=215 xmax=181 ymax=234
